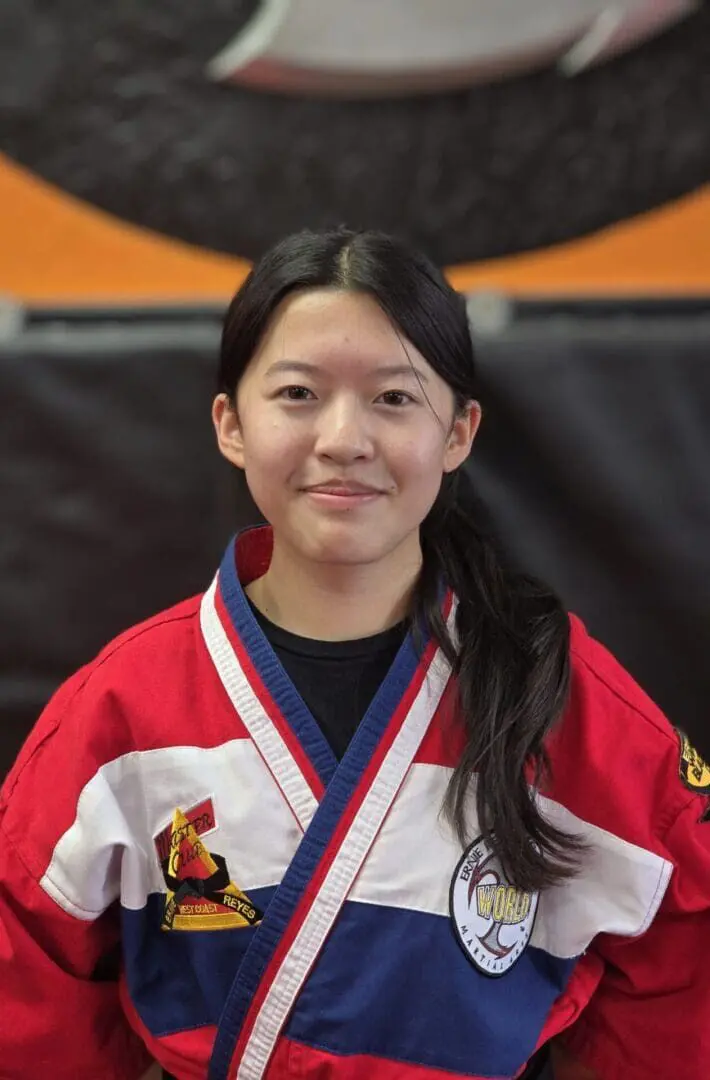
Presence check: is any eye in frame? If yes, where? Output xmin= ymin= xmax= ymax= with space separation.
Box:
xmin=278 ymin=385 xmax=315 ymax=401
xmin=378 ymin=390 xmax=416 ymax=407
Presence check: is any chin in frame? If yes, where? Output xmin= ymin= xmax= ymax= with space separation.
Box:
xmin=304 ymin=525 xmax=410 ymax=567
xmin=306 ymin=538 xmax=384 ymax=565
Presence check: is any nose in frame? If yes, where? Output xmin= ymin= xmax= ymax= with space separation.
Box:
xmin=313 ymin=396 xmax=374 ymax=463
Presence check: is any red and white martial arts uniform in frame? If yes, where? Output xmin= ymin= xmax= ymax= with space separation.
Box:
xmin=1 ymin=527 xmax=709 ymax=1079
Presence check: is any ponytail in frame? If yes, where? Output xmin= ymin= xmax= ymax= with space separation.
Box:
xmin=416 ymin=470 xmax=585 ymax=892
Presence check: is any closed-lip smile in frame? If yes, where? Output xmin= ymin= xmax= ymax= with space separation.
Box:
xmin=304 ymin=480 xmax=383 ymax=496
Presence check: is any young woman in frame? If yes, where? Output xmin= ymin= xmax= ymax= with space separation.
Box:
xmin=1 ymin=229 xmax=708 ymax=1080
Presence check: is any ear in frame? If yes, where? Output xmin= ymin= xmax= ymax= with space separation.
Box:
xmin=443 ymin=400 xmax=482 ymax=473
xmin=212 ymin=393 xmax=245 ymax=470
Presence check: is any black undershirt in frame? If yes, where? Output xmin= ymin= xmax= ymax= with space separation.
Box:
xmin=247 ymin=598 xmax=407 ymax=759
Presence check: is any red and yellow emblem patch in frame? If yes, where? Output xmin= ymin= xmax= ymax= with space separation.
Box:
xmin=678 ymin=731 xmax=710 ymax=795
xmin=156 ymin=804 xmax=262 ymax=932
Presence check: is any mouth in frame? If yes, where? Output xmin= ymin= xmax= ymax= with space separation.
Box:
xmin=304 ymin=484 xmax=383 ymax=497
xmin=301 ymin=483 xmax=385 ymax=508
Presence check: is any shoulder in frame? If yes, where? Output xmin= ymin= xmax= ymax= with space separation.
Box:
xmin=86 ymin=593 xmax=204 ymax=677
xmin=0 ymin=595 xmax=206 ymax=857
xmin=567 ymin=612 xmax=678 ymax=753
xmin=86 ymin=595 xmax=207 ymax=700
xmin=29 ymin=592 xmax=204 ymax=733
xmin=544 ymin=613 xmax=700 ymax=847
xmin=566 ymin=613 xmax=674 ymax=738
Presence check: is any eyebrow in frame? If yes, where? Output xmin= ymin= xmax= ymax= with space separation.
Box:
xmin=264 ymin=359 xmax=429 ymax=383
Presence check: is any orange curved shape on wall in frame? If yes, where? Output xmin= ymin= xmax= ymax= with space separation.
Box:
xmin=0 ymin=153 xmax=707 ymax=303
xmin=446 ymin=186 xmax=710 ymax=295
xmin=0 ymin=155 xmax=247 ymax=304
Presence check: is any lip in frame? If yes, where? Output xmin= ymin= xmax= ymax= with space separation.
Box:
xmin=302 ymin=483 xmax=384 ymax=510
xmin=304 ymin=490 xmax=382 ymax=510
xmin=303 ymin=482 xmax=384 ymax=496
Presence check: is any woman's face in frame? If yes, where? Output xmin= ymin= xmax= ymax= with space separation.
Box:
xmin=213 ymin=288 xmax=480 ymax=568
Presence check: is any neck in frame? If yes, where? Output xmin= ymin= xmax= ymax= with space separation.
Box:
xmin=245 ymin=533 xmax=422 ymax=641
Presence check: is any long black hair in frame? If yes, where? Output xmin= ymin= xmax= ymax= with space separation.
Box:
xmin=217 ymin=228 xmax=583 ymax=891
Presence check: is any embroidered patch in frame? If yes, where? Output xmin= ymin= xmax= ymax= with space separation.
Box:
xmin=158 ymin=806 xmax=263 ymax=932
xmin=449 ymin=836 xmax=538 ymax=977
xmin=154 ymin=797 xmax=216 ymax=863
xmin=677 ymin=731 xmax=710 ymax=795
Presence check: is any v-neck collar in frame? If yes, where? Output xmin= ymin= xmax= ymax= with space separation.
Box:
xmin=214 ymin=526 xmax=432 ymax=794
xmin=204 ymin=528 xmax=457 ymax=1080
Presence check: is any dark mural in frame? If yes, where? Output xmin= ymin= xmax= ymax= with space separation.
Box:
xmin=2 ymin=1 xmax=709 ymax=264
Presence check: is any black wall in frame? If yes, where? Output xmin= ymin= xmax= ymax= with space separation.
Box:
xmin=2 ymin=299 xmax=709 ymax=777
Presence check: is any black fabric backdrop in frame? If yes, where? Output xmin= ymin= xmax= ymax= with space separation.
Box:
xmin=1 ymin=300 xmax=709 ymax=779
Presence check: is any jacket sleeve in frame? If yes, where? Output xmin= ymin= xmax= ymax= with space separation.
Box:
xmin=0 ymin=672 xmax=153 ymax=1080
xmin=559 ymin=789 xmax=710 ymax=1080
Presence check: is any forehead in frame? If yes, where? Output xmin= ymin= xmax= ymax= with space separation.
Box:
xmin=249 ymin=288 xmax=428 ymax=373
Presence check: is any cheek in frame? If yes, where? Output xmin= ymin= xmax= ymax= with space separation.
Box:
xmin=240 ymin=438 xmax=292 ymax=523
xmin=391 ymin=429 xmax=447 ymax=484
xmin=242 ymin=416 xmax=307 ymax=473
xmin=239 ymin=421 xmax=314 ymax=521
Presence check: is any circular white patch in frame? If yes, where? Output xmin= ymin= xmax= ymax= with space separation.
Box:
xmin=449 ymin=835 xmax=539 ymax=977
